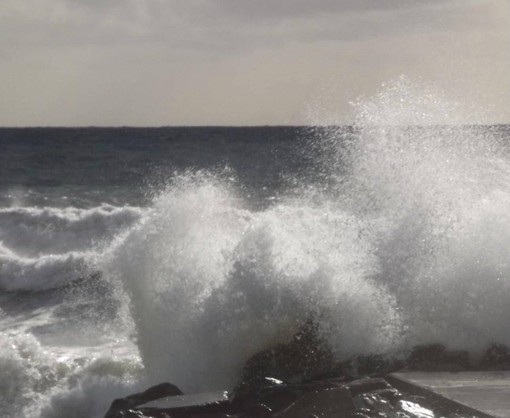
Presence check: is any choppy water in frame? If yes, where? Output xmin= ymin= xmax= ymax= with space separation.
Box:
xmin=1 ymin=78 xmax=510 ymax=417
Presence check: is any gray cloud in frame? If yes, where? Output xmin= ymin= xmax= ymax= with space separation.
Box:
xmin=0 ymin=0 xmax=508 ymax=125
xmin=0 ymin=0 xmax=470 ymax=50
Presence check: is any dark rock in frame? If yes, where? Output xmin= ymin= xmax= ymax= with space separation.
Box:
xmin=369 ymin=388 xmax=403 ymax=406
xmin=242 ymin=403 xmax=273 ymax=417
xmin=347 ymin=378 xmax=391 ymax=398
xmin=357 ymin=355 xmax=405 ymax=377
xmin=106 ymin=339 xmax=497 ymax=417
xmin=350 ymin=413 xmax=372 ymax=418
xmin=229 ymin=377 xmax=299 ymax=413
xmin=352 ymin=392 xmax=394 ymax=414
xmin=273 ymin=387 xmax=354 ymax=418
xmin=241 ymin=319 xmax=334 ymax=384
xmin=334 ymin=355 xmax=405 ymax=379
xmin=396 ymin=399 xmax=435 ymax=418
xmin=230 ymin=377 xmax=285 ymax=402
xmin=104 ymin=383 xmax=183 ymax=418
xmin=109 ymin=410 xmax=170 ymax=418
xmin=480 ymin=344 xmax=510 ymax=369
xmin=230 ymin=375 xmax=356 ymax=416
xmin=406 ymin=344 xmax=470 ymax=371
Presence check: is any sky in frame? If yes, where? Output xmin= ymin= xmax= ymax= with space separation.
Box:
xmin=0 ymin=0 xmax=508 ymax=126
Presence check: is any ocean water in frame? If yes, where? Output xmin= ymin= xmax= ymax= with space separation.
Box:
xmin=1 ymin=79 xmax=510 ymax=417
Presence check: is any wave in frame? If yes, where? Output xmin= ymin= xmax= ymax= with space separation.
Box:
xmin=0 ymin=205 xmax=143 ymax=257
xmin=105 ymin=175 xmax=402 ymax=391
xmin=0 ymin=333 xmax=142 ymax=418
xmin=0 ymin=205 xmax=143 ymax=292
xmin=0 ymin=246 xmax=94 ymax=292
xmin=105 ymin=78 xmax=510 ymax=393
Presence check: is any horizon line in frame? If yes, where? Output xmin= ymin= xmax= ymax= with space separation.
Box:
xmin=1 ymin=123 xmax=509 ymax=129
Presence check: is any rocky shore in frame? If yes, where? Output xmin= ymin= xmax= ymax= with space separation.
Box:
xmin=104 ymin=324 xmax=510 ymax=418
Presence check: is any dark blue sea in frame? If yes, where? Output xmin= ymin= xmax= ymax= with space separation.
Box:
xmin=1 ymin=122 xmax=510 ymax=417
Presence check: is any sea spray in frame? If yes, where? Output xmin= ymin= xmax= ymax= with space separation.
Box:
xmin=344 ymin=78 xmax=510 ymax=351
xmin=106 ymin=175 xmax=402 ymax=391
xmin=309 ymin=77 xmax=510 ymax=351
xmin=104 ymin=78 xmax=510 ymax=393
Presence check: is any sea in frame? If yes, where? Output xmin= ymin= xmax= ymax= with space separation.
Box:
xmin=1 ymin=81 xmax=510 ymax=417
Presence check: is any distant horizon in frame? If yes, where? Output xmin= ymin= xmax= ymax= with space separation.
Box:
xmin=1 ymin=123 xmax=509 ymax=129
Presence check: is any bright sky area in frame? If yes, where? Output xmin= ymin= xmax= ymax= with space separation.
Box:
xmin=0 ymin=0 xmax=508 ymax=126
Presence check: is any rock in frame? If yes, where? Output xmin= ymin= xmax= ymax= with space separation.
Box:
xmin=229 ymin=374 xmax=358 ymax=416
xmin=349 ymin=379 xmax=436 ymax=418
xmin=350 ymin=413 xmax=372 ymax=418
xmin=406 ymin=344 xmax=470 ymax=371
xmin=369 ymin=388 xmax=403 ymax=406
xmin=352 ymin=392 xmax=394 ymax=415
xmin=105 ymin=340 xmax=495 ymax=417
xmin=357 ymin=355 xmax=405 ymax=377
xmin=243 ymin=403 xmax=273 ymax=417
xmin=229 ymin=376 xmax=298 ymax=413
xmin=104 ymin=383 xmax=183 ymax=418
xmin=396 ymin=399 xmax=435 ymax=418
xmin=347 ymin=378 xmax=392 ymax=398
xmin=230 ymin=377 xmax=286 ymax=402
xmin=273 ymin=387 xmax=354 ymax=418
xmin=334 ymin=355 xmax=404 ymax=379
xmin=241 ymin=319 xmax=334 ymax=384
xmin=480 ymin=344 xmax=510 ymax=369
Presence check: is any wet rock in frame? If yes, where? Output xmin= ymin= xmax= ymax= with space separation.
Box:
xmin=369 ymin=388 xmax=403 ymax=406
xmin=396 ymin=399 xmax=435 ymax=418
xmin=241 ymin=320 xmax=334 ymax=384
xmin=336 ymin=355 xmax=404 ymax=379
xmin=104 ymin=383 xmax=183 ymax=418
xmin=350 ymin=413 xmax=372 ymax=418
xmin=230 ymin=377 xmax=285 ymax=402
xmin=406 ymin=344 xmax=470 ymax=371
xmin=229 ymin=377 xmax=299 ymax=413
xmin=347 ymin=378 xmax=392 ymax=398
xmin=480 ymin=344 xmax=510 ymax=369
xmin=352 ymin=392 xmax=394 ymax=414
xmin=106 ymin=340 xmax=498 ymax=417
xmin=349 ymin=381 xmax=435 ymax=418
xmin=273 ymin=386 xmax=354 ymax=418
xmin=358 ymin=355 xmax=405 ymax=377
xmin=243 ymin=403 xmax=273 ymax=417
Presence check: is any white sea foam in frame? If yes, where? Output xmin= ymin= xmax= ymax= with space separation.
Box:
xmin=0 ymin=334 xmax=142 ymax=418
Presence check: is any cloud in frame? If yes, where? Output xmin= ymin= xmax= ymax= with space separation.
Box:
xmin=0 ymin=0 xmax=508 ymax=125
xmin=0 ymin=0 xmax=481 ymax=51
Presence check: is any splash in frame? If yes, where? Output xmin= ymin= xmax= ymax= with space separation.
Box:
xmin=106 ymin=78 xmax=510 ymax=393
xmin=106 ymin=176 xmax=402 ymax=391
xmin=340 ymin=78 xmax=510 ymax=351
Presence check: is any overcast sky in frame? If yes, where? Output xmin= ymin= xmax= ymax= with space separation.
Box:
xmin=0 ymin=0 xmax=508 ymax=126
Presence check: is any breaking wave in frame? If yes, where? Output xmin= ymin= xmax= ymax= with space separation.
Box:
xmin=0 ymin=333 xmax=142 ymax=418
xmin=105 ymin=78 xmax=510 ymax=393
xmin=0 ymin=205 xmax=143 ymax=291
